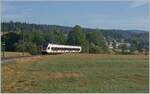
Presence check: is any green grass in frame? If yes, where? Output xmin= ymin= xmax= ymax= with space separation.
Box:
xmin=1 ymin=54 xmax=149 ymax=93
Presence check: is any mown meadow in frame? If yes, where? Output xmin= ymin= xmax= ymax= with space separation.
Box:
xmin=1 ymin=54 xmax=149 ymax=93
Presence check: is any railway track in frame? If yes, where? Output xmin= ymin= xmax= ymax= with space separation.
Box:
xmin=1 ymin=54 xmax=70 ymax=63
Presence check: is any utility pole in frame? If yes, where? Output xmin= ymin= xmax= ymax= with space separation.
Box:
xmin=2 ymin=42 xmax=5 ymax=58
xmin=2 ymin=31 xmax=5 ymax=58
xmin=21 ymin=29 xmax=25 ymax=56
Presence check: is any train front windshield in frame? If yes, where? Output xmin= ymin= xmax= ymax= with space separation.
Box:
xmin=42 ymin=44 xmax=48 ymax=50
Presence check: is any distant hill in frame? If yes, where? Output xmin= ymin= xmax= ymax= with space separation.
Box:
xmin=1 ymin=21 xmax=148 ymax=45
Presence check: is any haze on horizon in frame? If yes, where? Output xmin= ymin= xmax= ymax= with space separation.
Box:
xmin=2 ymin=1 xmax=149 ymax=31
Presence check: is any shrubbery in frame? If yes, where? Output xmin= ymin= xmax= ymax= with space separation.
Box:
xmin=15 ymin=41 xmax=39 ymax=55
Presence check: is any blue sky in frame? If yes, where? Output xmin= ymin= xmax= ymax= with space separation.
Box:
xmin=2 ymin=1 xmax=149 ymax=31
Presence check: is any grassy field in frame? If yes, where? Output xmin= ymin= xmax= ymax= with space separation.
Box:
xmin=1 ymin=54 xmax=149 ymax=93
xmin=1 ymin=52 xmax=31 ymax=58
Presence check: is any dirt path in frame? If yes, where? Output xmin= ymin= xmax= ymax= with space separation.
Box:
xmin=1 ymin=55 xmax=42 ymax=63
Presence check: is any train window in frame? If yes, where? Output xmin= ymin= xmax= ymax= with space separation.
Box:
xmin=51 ymin=47 xmax=80 ymax=51
xmin=42 ymin=44 xmax=48 ymax=50
xmin=47 ymin=47 xmax=50 ymax=49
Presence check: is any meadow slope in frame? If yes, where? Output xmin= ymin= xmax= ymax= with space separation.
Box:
xmin=1 ymin=54 xmax=149 ymax=93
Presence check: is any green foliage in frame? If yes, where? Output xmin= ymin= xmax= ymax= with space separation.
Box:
xmin=89 ymin=43 xmax=107 ymax=53
xmin=87 ymin=30 xmax=104 ymax=46
xmin=1 ymin=32 xmax=21 ymax=51
xmin=26 ymin=42 xmax=39 ymax=55
xmin=67 ymin=25 xmax=88 ymax=52
xmin=43 ymin=31 xmax=54 ymax=43
xmin=67 ymin=25 xmax=85 ymax=45
xmin=44 ymin=27 xmax=66 ymax=44
xmin=87 ymin=30 xmax=108 ymax=53
xmin=15 ymin=41 xmax=39 ymax=55
xmin=89 ymin=43 xmax=101 ymax=53
xmin=118 ymin=44 xmax=129 ymax=54
xmin=2 ymin=21 xmax=148 ymax=54
xmin=2 ymin=21 xmax=148 ymax=53
xmin=2 ymin=24 xmax=109 ymax=54
xmin=52 ymin=27 xmax=66 ymax=44
xmin=29 ymin=29 xmax=45 ymax=46
xmin=129 ymin=45 xmax=137 ymax=53
xmin=15 ymin=41 xmax=24 ymax=52
xmin=126 ymin=34 xmax=149 ymax=52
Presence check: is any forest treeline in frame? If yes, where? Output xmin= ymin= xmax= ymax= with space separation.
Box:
xmin=1 ymin=21 xmax=149 ymax=55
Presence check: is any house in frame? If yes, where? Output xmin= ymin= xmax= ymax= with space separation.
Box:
xmin=107 ymin=40 xmax=131 ymax=49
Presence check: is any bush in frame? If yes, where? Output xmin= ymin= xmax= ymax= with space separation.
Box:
xmin=89 ymin=43 xmax=101 ymax=53
xmin=15 ymin=41 xmax=39 ymax=55
xmin=25 ymin=42 xmax=39 ymax=55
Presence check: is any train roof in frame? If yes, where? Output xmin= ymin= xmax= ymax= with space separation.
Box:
xmin=47 ymin=43 xmax=81 ymax=48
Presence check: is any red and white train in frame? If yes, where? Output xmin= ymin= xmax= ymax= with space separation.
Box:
xmin=41 ymin=43 xmax=82 ymax=54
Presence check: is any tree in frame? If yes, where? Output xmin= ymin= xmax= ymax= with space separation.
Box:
xmin=89 ymin=43 xmax=98 ymax=53
xmin=52 ymin=27 xmax=65 ymax=44
xmin=44 ymin=27 xmax=66 ymax=44
xmin=87 ymin=30 xmax=104 ymax=46
xmin=86 ymin=30 xmax=108 ymax=53
xmin=15 ymin=41 xmax=38 ymax=55
xmin=118 ymin=44 xmax=129 ymax=54
xmin=44 ymin=31 xmax=54 ymax=43
xmin=130 ymin=45 xmax=137 ymax=53
xmin=25 ymin=42 xmax=39 ymax=55
xmin=67 ymin=25 xmax=88 ymax=52
xmin=30 ymin=29 xmax=44 ymax=46
xmin=1 ymin=32 xmax=21 ymax=51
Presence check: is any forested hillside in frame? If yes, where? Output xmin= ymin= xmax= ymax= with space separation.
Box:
xmin=1 ymin=21 xmax=149 ymax=54
xmin=2 ymin=22 xmax=148 ymax=40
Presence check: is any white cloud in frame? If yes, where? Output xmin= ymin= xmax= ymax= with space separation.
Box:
xmin=130 ymin=0 xmax=149 ymax=8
